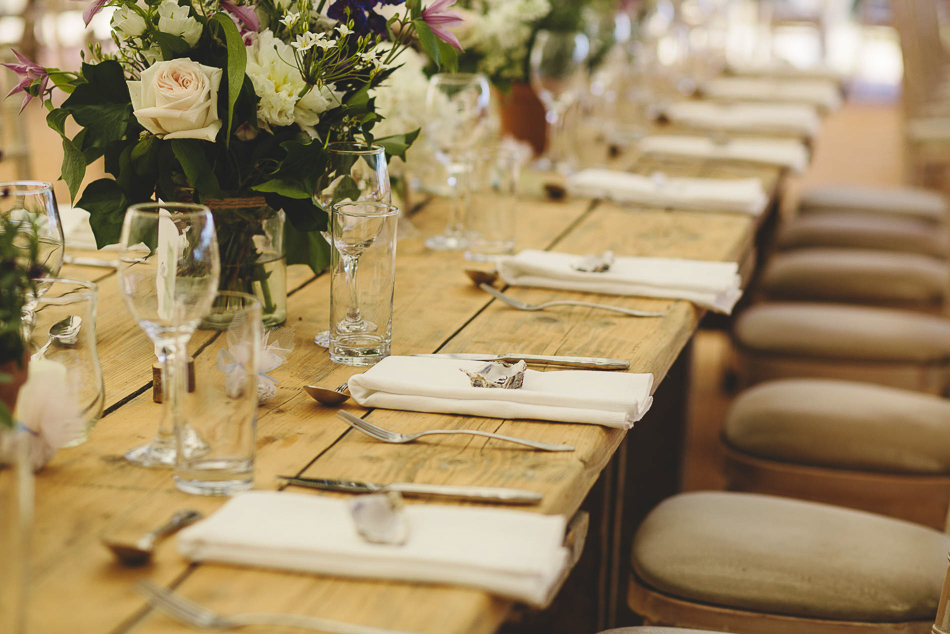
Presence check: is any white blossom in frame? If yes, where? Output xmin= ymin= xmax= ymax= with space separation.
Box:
xmin=157 ymin=0 xmax=202 ymax=47
xmin=112 ymin=5 xmax=146 ymax=40
xmin=292 ymin=30 xmax=319 ymax=51
xmin=336 ymin=23 xmax=352 ymax=36
xmin=280 ymin=11 xmax=300 ymax=27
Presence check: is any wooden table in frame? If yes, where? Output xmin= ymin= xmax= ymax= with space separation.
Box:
xmin=28 ymin=156 xmax=782 ymax=634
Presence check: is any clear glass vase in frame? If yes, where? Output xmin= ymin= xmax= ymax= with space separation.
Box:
xmin=0 ymin=426 xmax=32 ymax=634
xmin=203 ymin=197 xmax=286 ymax=330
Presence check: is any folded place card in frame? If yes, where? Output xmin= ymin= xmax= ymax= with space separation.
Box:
xmin=568 ymin=168 xmax=769 ymax=215
xmin=497 ymin=249 xmax=743 ymax=314
xmin=638 ymin=135 xmax=810 ymax=173
xmin=348 ymin=356 xmax=654 ymax=429
xmin=178 ymin=491 xmax=571 ymax=606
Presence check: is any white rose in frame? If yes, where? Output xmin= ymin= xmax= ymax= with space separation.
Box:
xmin=157 ymin=0 xmax=202 ymax=47
xmin=112 ymin=5 xmax=146 ymax=39
xmin=128 ymin=58 xmax=223 ymax=141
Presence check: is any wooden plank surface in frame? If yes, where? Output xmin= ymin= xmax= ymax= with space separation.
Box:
xmin=25 ymin=158 xmax=781 ymax=634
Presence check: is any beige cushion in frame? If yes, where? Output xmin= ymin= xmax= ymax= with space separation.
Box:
xmin=759 ymin=248 xmax=947 ymax=304
xmin=632 ymin=492 xmax=950 ymax=621
xmin=776 ymin=214 xmax=949 ymax=258
xmin=734 ymin=303 xmax=950 ymax=362
xmin=724 ymin=379 xmax=950 ymax=473
xmin=798 ymin=185 xmax=946 ymax=224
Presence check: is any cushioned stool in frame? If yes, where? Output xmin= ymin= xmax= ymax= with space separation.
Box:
xmin=722 ymin=378 xmax=950 ymax=528
xmin=758 ymin=248 xmax=947 ymax=308
xmin=600 ymin=628 xmax=726 ymax=633
xmin=776 ymin=214 xmax=949 ymax=258
xmin=798 ymin=185 xmax=947 ymax=224
xmin=733 ymin=303 xmax=950 ymax=394
xmin=629 ymin=492 xmax=950 ymax=633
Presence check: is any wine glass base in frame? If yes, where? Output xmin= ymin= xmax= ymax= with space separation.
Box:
xmin=125 ymin=441 xmax=176 ymax=468
xmin=425 ymin=234 xmax=468 ymax=251
xmin=314 ymin=330 xmax=330 ymax=348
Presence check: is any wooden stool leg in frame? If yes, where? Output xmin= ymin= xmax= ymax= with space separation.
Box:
xmin=934 ymin=552 xmax=950 ymax=633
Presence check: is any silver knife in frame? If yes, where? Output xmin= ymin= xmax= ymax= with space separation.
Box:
xmin=411 ymin=353 xmax=629 ymax=370
xmin=279 ymin=476 xmax=543 ymax=505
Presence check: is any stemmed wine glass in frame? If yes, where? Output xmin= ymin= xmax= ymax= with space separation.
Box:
xmin=0 ymin=181 xmax=64 ymax=279
xmin=313 ymin=143 xmax=391 ymax=348
xmin=530 ymin=31 xmax=590 ymax=173
xmin=424 ymin=73 xmax=492 ymax=251
xmin=117 ymin=203 xmax=220 ymax=467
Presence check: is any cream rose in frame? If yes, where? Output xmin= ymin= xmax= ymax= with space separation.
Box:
xmin=128 ymin=59 xmax=223 ymax=142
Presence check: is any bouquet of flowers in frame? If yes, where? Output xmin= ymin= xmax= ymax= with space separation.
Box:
xmin=4 ymin=0 xmax=463 ymax=322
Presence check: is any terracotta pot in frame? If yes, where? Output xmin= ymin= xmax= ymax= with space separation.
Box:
xmin=0 ymin=353 xmax=29 ymax=416
xmin=496 ymin=82 xmax=548 ymax=156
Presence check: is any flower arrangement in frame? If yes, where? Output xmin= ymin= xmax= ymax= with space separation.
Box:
xmin=3 ymin=0 xmax=463 ymax=281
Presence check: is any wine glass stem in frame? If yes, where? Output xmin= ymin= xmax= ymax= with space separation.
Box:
xmin=342 ymin=254 xmax=363 ymax=328
xmin=546 ymin=108 xmax=567 ymax=169
xmin=446 ymin=162 xmax=471 ymax=238
xmin=156 ymin=338 xmax=186 ymax=451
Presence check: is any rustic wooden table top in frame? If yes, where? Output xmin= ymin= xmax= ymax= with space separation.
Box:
xmin=31 ymin=155 xmax=782 ymax=634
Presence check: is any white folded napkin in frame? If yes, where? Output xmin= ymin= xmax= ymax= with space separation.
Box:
xmin=701 ymin=77 xmax=842 ymax=111
xmin=726 ymin=61 xmax=844 ymax=82
xmin=638 ymin=134 xmax=809 ymax=173
xmin=663 ymin=101 xmax=821 ymax=137
xmin=568 ymin=168 xmax=768 ymax=215
xmin=348 ymin=356 xmax=653 ymax=429
xmin=178 ymin=491 xmax=571 ymax=606
xmin=497 ymin=249 xmax=742 ymax=314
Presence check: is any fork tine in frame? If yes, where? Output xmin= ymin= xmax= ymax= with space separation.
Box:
xmin=336 ymin=410 xmax=399 ymax=441
xmin=136 ymin=580 xmax=217 ymax=626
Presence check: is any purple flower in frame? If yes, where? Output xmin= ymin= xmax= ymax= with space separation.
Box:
xmin=220 ymin=0 xmax=259 ymax=32
xmin=422 ymin=0 xmax=463 ymax=51
xmin=75 ymin=0 xmax=109 ymax=26
xmin=327 ymin=0 xmax=403 ymax=36
xmin=1 ymin=50 xmax=49 ymax=113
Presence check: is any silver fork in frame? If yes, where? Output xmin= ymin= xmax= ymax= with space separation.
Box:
xmin=136 ymin=580 xmax=417 ymax=633
xmin=336 ymin=410 xmax=574 ymax=452
xmin=478 ymin=283 xmax=664 ymax=318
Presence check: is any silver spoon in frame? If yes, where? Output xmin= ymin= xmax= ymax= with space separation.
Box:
xmin=464 ymin=268 xmax=499 ymax=286
xmin=304 ymin=382 xmax=351 ymax=406
xmin=102 ymin=509 xmax=202 ymax=566
xmin=31 ymin=315 xmax=82 ymax=361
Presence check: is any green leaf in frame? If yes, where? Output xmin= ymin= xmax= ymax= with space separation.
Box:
xmin=407 ymin=0 xmax=421 ymax=20
xmin=77 ymin=179 xmax=128 ymax=248
xmin=61 ymin=61 xmax=133 ymax=159
xmin=171 ymin=139 xmax=223 ymax=198
xmin=154 ymin=32 xmax=191 ymax=58
xmin=269 ymin=194 xmax=326 ymax=233
xmin=131 ymin=136 xmax=154 ymax=162
xmin=375 ymin=128 xmax=420 ymax=162
xmin=61 ymin=132 xmax=87 ymax=201
xmin=436 ymin=39 xmax=459 ymax=72
xmin=210 ymin=13 xmax=247 ymax=145
xmin=413 ymin=21 xmax=441 ymax=67
xmin=283 ymin=225 xmax=331 ymax=273
xmin=252 ymin=178 xmax=311 ymax=199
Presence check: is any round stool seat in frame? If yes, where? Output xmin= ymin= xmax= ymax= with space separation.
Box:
xmin=776 ymin=214 xmax=949 ymax=258
xmin=601 ymin=628 xmax=725 ymax=633
xmin=724 ymin=379 xmax=950 ymax=473
xmin=734 ymin=303 xmax=950 ymax=363
xmin=798 ymin=185 xmax=946 ymax=224
xmin=632 ymin=492 xmax=950 ymax=621
xmin=759 ymin=249 xmax=946 ymax=305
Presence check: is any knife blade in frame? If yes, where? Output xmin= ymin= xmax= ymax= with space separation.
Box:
xmin=278 ymin=476 xmax=543 ymax=505
xmin=411 ymin=353 xmax=630 ymax=370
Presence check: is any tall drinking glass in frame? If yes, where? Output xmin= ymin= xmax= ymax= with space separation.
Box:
xmin=117 ymin=203 xmax=220 ymax=467
xmin=464 ymin=145 xmax=522 ymax=262
xmin=176 ymin=291 xmax=261 ymax=496
xmin=424 ymin=73 xmax=492 ymax=251
xmin=0 ymin=181 xmax=64 ymax=281
xmin=329 ymin=202 xmax=398 ymax=366
xmin=530 ymin=31 xmax=590 ymax=173
xmin=313 ymin=143 xmax=391 ymax=348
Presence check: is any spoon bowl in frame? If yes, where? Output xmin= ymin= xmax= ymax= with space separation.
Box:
xmin=32 ymin=315 xmax=82 ymax=361
xmin=304 ymin=383 xmax=351 ymax=406
xmin=464 ymin=268 xmax=499 ymax=286
xmin=102 ymin=509 xmax=202 ymax=566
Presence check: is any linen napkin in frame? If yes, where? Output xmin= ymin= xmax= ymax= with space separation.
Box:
xmin=178 ymin=491 xmax=571 ymax=606
xmin=497 ymin=249 xmax=743 ymax=314
xmin=663 ymin=101 xmax=821 ymax=137
xmin=348 ymin=356 xmax=653 ymax=429
xmin=700 ymin=77 xmax=842 ymax=111
xmin=568 ymin=168 xmax=768 ymax=215
xmin=726 ymin=61 xmax=843 ymax=82
xmin=638 ymin=134 xmax=809 ymax=173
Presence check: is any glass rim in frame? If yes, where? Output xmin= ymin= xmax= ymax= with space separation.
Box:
xmin=31 ymin=277 xmax=97 ymax=303
xmin=326 ymin=142 xmax=386 ymax=156
xmin=126 ymin=202 xmax=212 ymax=217
xmin=0 ymin=181 xmax=54 ymax=195
xmin=430 ymin=72 xmax=489 ymax=84
xmin=330 ymin=201 xmax=399 ymax=218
